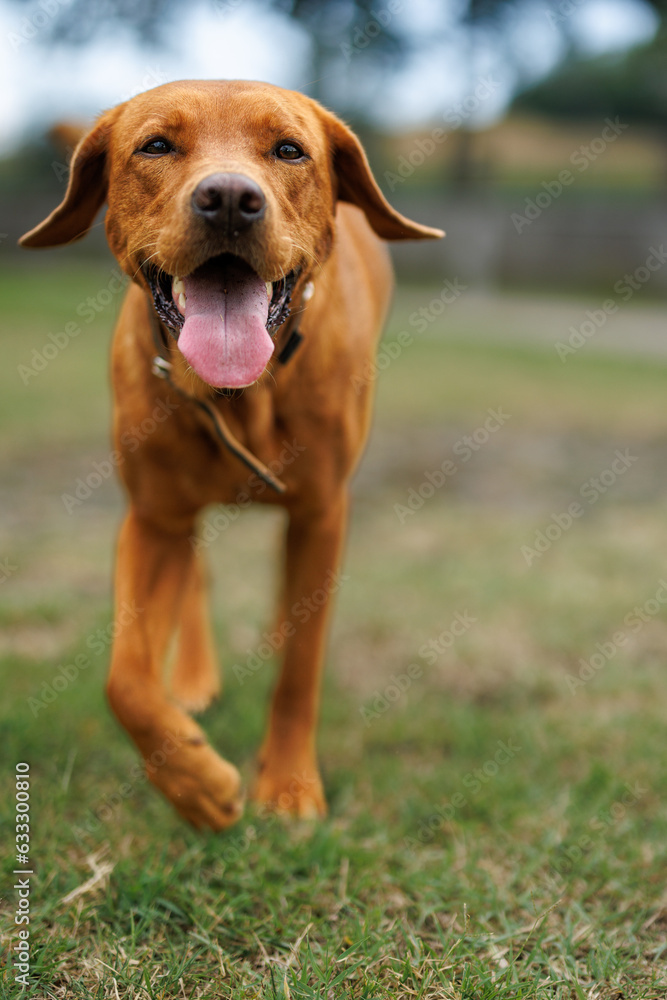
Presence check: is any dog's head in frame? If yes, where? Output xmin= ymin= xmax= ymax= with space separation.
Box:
xmin=21 ymin=80 xmax=443 ymax=389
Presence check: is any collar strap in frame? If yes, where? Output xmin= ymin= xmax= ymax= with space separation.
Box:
xmin=277 ymin=327 xmax=304 ymax=365
xmin=146 ymin=296 xmax=298 ymax=494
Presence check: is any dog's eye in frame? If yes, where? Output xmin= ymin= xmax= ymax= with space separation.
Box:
xmin=139 ymin=137 xmax=173 ymax=156
xmin=276 ymin=142 xmax=305 ymax=161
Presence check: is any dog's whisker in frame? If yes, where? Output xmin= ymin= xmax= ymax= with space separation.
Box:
xmin=130 ymin=249 xmax=161 ymax=280
xmin=282 ymin=237 xmax=323 ymax=272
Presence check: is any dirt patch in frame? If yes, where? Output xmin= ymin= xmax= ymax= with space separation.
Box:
xmin=356 ymin=422 xmax=667 ymax=512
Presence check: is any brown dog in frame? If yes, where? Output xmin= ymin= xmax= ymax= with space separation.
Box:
xmin=20 ymin=80 xmax=442 ymax=829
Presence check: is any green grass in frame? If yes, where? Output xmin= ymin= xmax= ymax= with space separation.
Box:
xmin=2 ymin=262 xmax=667 ymax=998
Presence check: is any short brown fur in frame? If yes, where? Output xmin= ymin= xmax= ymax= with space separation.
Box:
xmin=21 ymin=80 xmax=442 ymax=829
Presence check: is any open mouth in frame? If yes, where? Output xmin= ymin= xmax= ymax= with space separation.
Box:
xmin=143 ymin=253 xmax=298 ymax=388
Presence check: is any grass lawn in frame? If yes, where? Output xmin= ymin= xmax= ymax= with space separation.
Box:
xmin=1 ymin=259 xmax=667 ymax=998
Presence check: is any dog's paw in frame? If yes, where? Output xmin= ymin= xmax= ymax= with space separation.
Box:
xmin=170 ymin=662 xmax=221 ymax=715
xmin=147 ymin=740 xmax=243 ymax=830
xmin=252 ymin=763 xmax=326 ymax=819
xmin=171 ymin=680 xmax=220 ymax=715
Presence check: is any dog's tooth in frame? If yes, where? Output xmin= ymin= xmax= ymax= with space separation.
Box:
xmin=302 ymin=281 xmax=315 ymax=302
xmin=173 ymin=277 xmax=185 ymax=296
xmin=177 ymin=292 xmax=186 ymax=311
xmin=265 ymin=282 xmax=272 ymax=299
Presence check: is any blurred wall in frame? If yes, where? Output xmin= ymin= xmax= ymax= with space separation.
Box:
xmin=392 ymin=193 xmax=667 ymax=292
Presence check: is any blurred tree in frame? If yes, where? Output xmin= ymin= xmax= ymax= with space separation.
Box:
xmin=7 ymin=0 xmax=409 ymax=122
xmin=0 ymin=0 xmax=559 ymax=186
xmin=268 ymin=0 xmax=408 ymax=109
xmin=512 ymin=28 xmax=667 ymax=129
xmin=445 ymin=0 xmax=565 ymax=189
xmin=446 ymin=0 xmax=665 ymax=186
xmin=511 ymin=23 xmax=667 ymax=189
xmin=6 ymin=0 xmax=664 ymax=185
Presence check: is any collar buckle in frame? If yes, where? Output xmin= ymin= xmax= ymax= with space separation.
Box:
xmin=151 ymin=355 xmax=172 ymax=380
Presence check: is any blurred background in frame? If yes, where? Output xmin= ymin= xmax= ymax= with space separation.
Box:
xmin=2 ymin=0 xmax=667 ymax=290
xmin=3 ymin=2 xmax=667 ymax=994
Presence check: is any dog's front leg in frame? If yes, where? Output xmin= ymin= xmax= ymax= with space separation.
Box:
xmin=106 ymin=508 xmax=242 ymax=830
xmin=253 ymin=494 xmax=348 ymax=818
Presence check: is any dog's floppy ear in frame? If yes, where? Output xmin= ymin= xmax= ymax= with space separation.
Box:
xmin=48 ymin=121 xmax=88 ymax=156
xmin=20 ymin=111 xmax=117 ymax=248
xmin=328 ymin=115 xmax=444 ymax=241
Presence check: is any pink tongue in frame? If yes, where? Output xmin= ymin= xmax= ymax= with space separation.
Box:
xmin=178 ymin=257 xmax=272 ymax=388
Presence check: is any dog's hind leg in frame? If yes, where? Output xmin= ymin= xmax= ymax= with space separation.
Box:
xmin=170 ymin=551 xmax=221 ymax=713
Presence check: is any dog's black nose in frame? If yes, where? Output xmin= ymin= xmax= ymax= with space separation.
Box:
xmin=191 ymin=173 xmax=266 ymax=231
